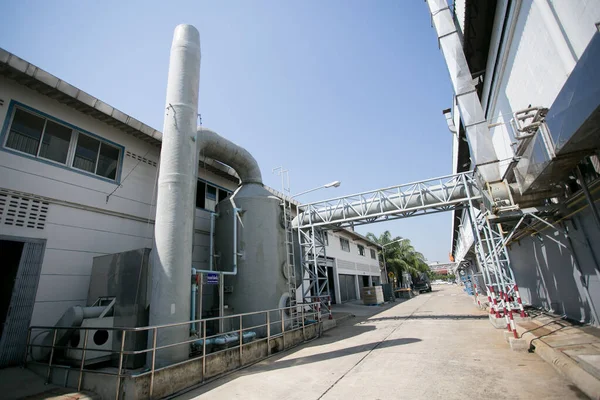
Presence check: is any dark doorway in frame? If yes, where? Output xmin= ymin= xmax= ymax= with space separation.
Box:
xmin=0 ymin=240 xmax=24 ymax=339
xmin=327 ymin=267 xmax=336 ymax=304
xmin=362 ymin=276 xmax=370 ymax=287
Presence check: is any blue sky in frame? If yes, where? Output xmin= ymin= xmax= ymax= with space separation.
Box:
xmin=1 ymin=1 xmax=455 ymax=263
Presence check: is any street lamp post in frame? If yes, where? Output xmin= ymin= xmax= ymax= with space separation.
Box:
xmin=291 ymin=181 xmax=341 ymax=199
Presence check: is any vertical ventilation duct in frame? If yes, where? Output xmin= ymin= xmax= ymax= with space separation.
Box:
xmin=150 ymin=24 xmax=201 ymax=366
xmin=426 ymin=0 xmax=501 ymax=183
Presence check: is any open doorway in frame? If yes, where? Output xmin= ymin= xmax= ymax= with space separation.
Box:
xmin=0 ymin=240 xmax=24 ymax=340
xmin=0 ymin=237 xmax=45 ymax=368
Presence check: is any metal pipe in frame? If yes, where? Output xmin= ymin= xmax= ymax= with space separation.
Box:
xmin=150 ymin=328 xmax=157 ymax=397
xmin=209 ymin=213 xmax=217 ymax=270
xmin=150 ymin=24 xmax=201 ymax=366
xmin=576 ymin=166 xmax=600 ymax=229
xmin=191 ymin=283 xmax=197 ymax=332
xmin=45 ymin=329 xmax=57 ymax=384
xmin=197 ymin=273 xmax=203 ymax=329
xmin=197 ymin=128 xmax=262 ymax=185
xmin=219 ymin=274 xmax=225 ymax=333
xmin=77 ymin=330 xmax=89 ymax=391
xmin=426 ymin=0 xmax=500 ymax=182
xmin=201 ymin=321 xmax=207 ymax=380
xmin=115 ymin=331 xmax=126 ymax=400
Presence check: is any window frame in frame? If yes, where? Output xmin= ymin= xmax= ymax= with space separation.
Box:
xmin=340 ymin=237 xmax=350 ymax=252
xmin=195 ymin=177 xmax=233 ymax=213
xmin=1 ymin=101 xmax=124 ymax=184
xmin=321 ymin=231 xmax=329 ymax=246
xmin=357 ymin=244 xmax=365 ymax=256
xmin=370 ymin=248 xmax=377 ymax=259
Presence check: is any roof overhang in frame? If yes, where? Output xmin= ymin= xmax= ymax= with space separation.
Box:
xmin=0 ymin=47 xmax=241 ymax=184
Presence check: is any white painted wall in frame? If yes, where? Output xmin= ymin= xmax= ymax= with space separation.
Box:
xmin=0 ymin=78 xmax=238 ymax=327
xmin=483 ymin=0 xmax=600 ymax=176
xmin=325 ymin=230 xmax=381 ymax=279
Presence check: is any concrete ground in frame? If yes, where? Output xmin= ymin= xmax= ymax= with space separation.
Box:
xmin=173 ymin=284 xmax=587 ymax=400
xmin=0 ymin=366 xmax=97 ymax=400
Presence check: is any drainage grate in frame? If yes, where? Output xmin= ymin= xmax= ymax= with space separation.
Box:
xmin=0 ymin=190 xmax=49 ymax=230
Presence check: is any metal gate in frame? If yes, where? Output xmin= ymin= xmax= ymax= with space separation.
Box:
xmin=0 ymin=238 xmax=45 ymax=367
xmin=339 ymin=274 xmax=357 ymax=303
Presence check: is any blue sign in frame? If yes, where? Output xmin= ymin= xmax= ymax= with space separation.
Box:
xmin=207 ymin=273 xmax=219 ymax=285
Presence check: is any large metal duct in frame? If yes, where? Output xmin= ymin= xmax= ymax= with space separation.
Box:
xmin=150 ymin=24 xmax=201 ymax=366
xmin=426 ymin=0 xmax=501 ymax=183
xmin=196 ymin=127 xmax=262 ymax=184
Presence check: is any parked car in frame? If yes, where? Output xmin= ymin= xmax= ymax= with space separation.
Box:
xmin=412 ymin=273 xmax=432 ymax=293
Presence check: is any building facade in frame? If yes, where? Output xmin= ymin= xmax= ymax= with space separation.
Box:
xmin=0 ymin=47 xmax=382 ymax=364
xmin=448 ymin=0 xmax=600 ymax=325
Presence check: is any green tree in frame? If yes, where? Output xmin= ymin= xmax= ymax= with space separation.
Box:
xmin=366 ymin=231 xmax=429 ymax=280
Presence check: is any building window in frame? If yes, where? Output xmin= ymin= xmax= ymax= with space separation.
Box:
xmin=322 ymin=231 xmax=329 ymax=246
xmin=195 ymin=179 xmax=232 ymax=212
xmin=340 ymin=237 xmax=350 ymax=252
xmin=3 ymin=104 xmax=122 ymax=182
xmin=358 ymin=244 xmax=365 ymax=256
xmin=370 ymin=248 xmax=376 ymax=259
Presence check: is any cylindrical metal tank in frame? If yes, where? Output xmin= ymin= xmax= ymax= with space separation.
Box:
xmin=214 ymin=183 xmax=298 ymax=335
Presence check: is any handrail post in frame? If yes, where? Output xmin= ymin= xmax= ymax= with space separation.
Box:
xmin=45 ymin=329 xmax=58 ymax=384
xmin=266 ymin=311 xmax=271 ymax=356
xmin=301 ymin=304 xmax=306 ymax=341
xmin=23 ymin=328 xmax=32 ymax=366
xmin=202 ymin=321 xmax=207 ymax=380
xmin=239 ymin=315 xmax=243 ymax=365
xmin=77 ymin=329 xmax=89 ymax=391
xmin=280 ymin=309 xmax=285 ymax=350
xmin=150 ymin=327 xmax=157 ymax=398
xmin=115 ymin=330 xmax=126 ymax=400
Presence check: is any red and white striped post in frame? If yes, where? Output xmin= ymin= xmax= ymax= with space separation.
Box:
xmin=327 ymin=296 xmax=333 ymax=320
xmin=499 ymin=289 xmax=511 ymax=331
xmin=486 ymin=287 xmax=493 ymax=314
xmin=489 ymin=286 xmax=501 ymax=318
xmin=514 ymin=285 xmax=527 ymax=318
xmin=504 ymin=288 xmax=518 ymax=338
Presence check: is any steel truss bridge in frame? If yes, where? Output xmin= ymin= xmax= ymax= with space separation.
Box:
xmin=293 ymin=171 xmax=533 ymax=338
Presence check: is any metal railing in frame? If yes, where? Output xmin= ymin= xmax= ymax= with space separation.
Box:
xmin=25 ymin=302 xmax=322 ymax=399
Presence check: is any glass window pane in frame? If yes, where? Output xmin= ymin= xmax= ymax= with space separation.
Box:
xmin=196 ymin=181 xmax=206 ymax=208
xmin=218 ymin=189 xmax=229 ymax=203
xmin=206 ymin=185 xmax=217 ymax=200
xmin=6 ymin=108 xmax=45 ymax=155
xmin=39 ymin=120 xmax=72 ymax=164
xmin=96 ymin=143 xmax=120 ymax=180
xmin=73 ymin=134 xmax=100 ymax=173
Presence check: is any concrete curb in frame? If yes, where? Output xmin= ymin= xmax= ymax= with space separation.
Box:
xmin=520 ymin=330 xmax=600 ymax=399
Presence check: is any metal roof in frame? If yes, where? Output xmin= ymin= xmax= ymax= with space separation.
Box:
xmin=0 ymin=47 xmax=241 ymax=184
xmin=0 ymin=47 xmax=163 ymax=145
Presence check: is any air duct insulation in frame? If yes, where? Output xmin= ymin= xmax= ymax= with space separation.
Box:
xmin=427 ymin=0 xmax=501 ymax=183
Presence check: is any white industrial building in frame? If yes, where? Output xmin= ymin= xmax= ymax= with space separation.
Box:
xmin=447 ymin=0 xmax=600 ymax=325
xmin=0 ymin=47 xmax=381 ymax=366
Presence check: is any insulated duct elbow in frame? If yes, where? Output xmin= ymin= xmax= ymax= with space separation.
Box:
xmin=197 ymin=127 xmax=263 ymax=185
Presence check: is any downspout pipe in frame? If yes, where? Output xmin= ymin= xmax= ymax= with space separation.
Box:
xmin=150 ymin=24 xmax=201 ymax=367
xmin=197 ymin=127 xmax=263 ymax=185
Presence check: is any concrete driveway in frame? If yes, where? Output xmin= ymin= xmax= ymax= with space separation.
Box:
xmin=174 ymin=284 xmax=587 ymax=400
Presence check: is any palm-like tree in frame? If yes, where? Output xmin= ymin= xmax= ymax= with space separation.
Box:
xmin=366 ymin=231 xmax=429 ymax=280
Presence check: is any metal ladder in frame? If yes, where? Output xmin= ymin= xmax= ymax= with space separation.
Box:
xmin=273 ymin=167 xmax=299 ymax=328
xmin=282 ymin=195 xmax=299 ymax=327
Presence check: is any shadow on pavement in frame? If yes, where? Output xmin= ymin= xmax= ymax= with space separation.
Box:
xmin=174 ymin=337 xmax=422 ymax=399
xmin=363 ymin=314 xmax=488 ymax=323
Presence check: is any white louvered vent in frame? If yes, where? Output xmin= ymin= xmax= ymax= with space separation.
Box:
xmin=125 ymin=151 xmax=157 ymax=167
xmin=0 ymin=190 xmax=49 ymax=230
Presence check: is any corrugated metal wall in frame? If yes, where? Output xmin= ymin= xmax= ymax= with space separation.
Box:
xmin=339 ymin=274 xmax=357 ymax=303
xmin=0 ymin=238 xmax=45 ymax=367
